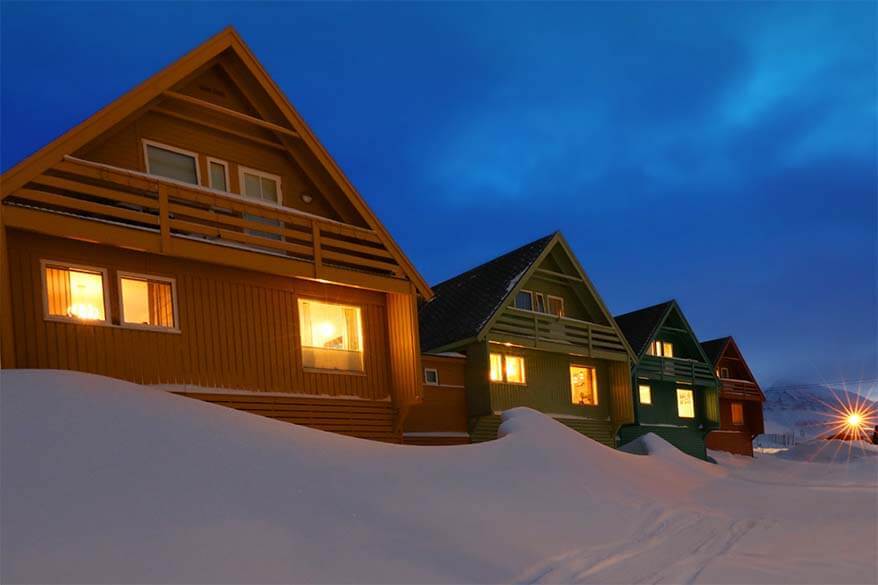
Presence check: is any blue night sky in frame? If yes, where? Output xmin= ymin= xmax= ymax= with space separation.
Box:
xmin=2 ymin=2 xmax=876 ymax=388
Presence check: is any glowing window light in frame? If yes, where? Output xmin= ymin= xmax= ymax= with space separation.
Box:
xmin=570 ymin=365 xmax=598 ymax=405
xmin=505 ymin=355 xmax=525 ymax=384
xmin=676 ymin=388 xmax=695 ymax=418
xmin=298 ymin=299 xmax=363 ymax=371
xmin=638 ymin=384 xmax=652 ymax=405
xmin=489 ymin=353 xmax=503 ymax=382
xmin=45 ymin=264 xmax=106 ymax=322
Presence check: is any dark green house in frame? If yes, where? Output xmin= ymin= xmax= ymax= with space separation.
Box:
xmin=613 ymin=300 xmax=720 ymax=459
xmin=419 ymin=232 xmax=636 ymax=446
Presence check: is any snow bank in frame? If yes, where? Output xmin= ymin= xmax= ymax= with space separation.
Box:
xmin=777 ymin=438 xmax=878 ymax=463
xmin=2 ymin=370 xmax=876 ymax=584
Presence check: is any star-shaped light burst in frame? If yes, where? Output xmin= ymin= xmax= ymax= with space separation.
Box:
xmin=823 ymin=390 xmax=876 ymax=442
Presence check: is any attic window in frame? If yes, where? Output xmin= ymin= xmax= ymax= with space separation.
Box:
xmin=649 ymin=340 xmax=674 ymax=358
xmin=719 ymin=367 xmax=730 ymax=378
xmin=547 ymin=295 xmax=565 ymax=317
xmin=514 ymin=291 xmax=533 ymax=311
xmin=143 ymin=140 xmax=199 ymax=185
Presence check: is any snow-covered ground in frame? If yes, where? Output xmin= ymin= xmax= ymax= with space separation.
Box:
xmin=2 ymin=370 xmax=876 ymax=584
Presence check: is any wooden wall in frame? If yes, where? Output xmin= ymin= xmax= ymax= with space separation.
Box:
xmin=6 ymin=229 xmax=393 ymax=399
xmin=386 ymin=292 xmax=423 ymax=426
xmin=404 ymin=354 xmax=469 ymax=445
xmin=706 ymin=430 xmax=754 ymax=456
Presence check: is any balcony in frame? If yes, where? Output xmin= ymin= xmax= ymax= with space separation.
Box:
xmin=489 ymin=307 xmax=629 ymax=360
xmin=638 ymin=355 xmax=717 ymax=387
xmin=719 ymin=378 xmax=764 ymax=401
xmin=2 ymin=156 xmax=409 ymax=293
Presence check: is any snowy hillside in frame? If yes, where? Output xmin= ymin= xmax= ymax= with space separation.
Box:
xmin=759 ymin=382 xmax=877 ymax=446
xmin=2 ymin=370 xmax=876 ymax=584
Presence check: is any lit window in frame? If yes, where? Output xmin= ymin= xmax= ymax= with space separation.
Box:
xmin=505 ymin=355 xmax=526 ymax=384
xmin=719 ymin=367 xmax=729 ymax=379
xmin=298 ymin=299 xmax=363 ymax=371
xmin=490 ymin=353 xmax=526 ymax=384
xmin=424 ymin=368 xmax=439 ymax=385
xmin=677 ymin=388 xmax=695 ymax=418
xmin=547 ymin=295 xmax=565 ymax=317
xmin=43 ymin=262 xmax=107 ymax=322
xmin=119 ymin=273 xmax=176 ymax=329
xmin=534 ymin=292 xmax=546 ymax=313
xmin=731 ymin=402 xmax=744 ymax=425
xmin=514 ymin=291 xmax=533 ymax=310
xmin=639 ymin=384 xmax=652 ymax=405
xmin=650 ymin=340 xmax=674 ymax=358
xmin=570 ymin=365 xmax=598 ymax=405
xmin=490 ymin=353 xmax=503 ymax=381
xmin=144 ymin=141 xmax=199 ymax=184
xmin=208 ymin=158 xmax=229 ymax=191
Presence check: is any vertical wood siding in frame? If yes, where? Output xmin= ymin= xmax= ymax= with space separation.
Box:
xmin=385 ymin=291 xmax=422 ymax=414
xmin=7 ymin=230 xmax=392 ymax=399
xmin=403 ymin=355 xmax=469 ymax=443
xmin=609 ymin=361 xmax=634 ymax=427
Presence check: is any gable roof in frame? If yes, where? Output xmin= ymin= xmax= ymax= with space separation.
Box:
xmin=700 ymin=337 xmax=731 ymax=366
xmin=613 ymin=300 xmax=675 ymax=358
xmin=0 ymin=26 xmax=431 ymax=298
xmin=419 ymin=234 xmax=554 ymax=351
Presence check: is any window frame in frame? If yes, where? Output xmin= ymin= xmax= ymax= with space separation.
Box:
xmin=489 ymin=352 xmax=527 ymax=385
xmin=534 ymin=292 xmax=546 ymax=313
xmin=297 ymin=298 xmax=365 ymax=374
xmin=547 ymin=294 xmax=565 ymax=317
xmin=719 ymin=367 xmax=730 ymax=379
xmin=514 ymin=290 xmax=534 ymax=311
xmin=638 ymin=384 xmax=652 ymax=405
xmin=676 ymin=388 xmax=695 ymax=419
xmin=142 ymin=139 xmax=202 ymax=185
xmin=206 ymin=157 xmax=231 ymax=192
xmin=116 ymin=271 xmax=180 ymax=333
xmin=730 ymin=401 xmax=744 ymax=425
xmin=40 ymin=259 xmax=111 ymax=326
xmin=424 ymin=367 xmax=440 ymax=386
xmin=238 ymin=165 xmax=283 ymax=205
xmin=569 ymin=364 xmax=598 ymax=406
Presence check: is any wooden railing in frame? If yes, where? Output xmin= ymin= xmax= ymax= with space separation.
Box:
xmin=491 ymin=307 xmax=629 ymax=357
xmin=4 ymin=156 xmax=404 ymax=281
xmin=719 ymin=379 xmax=764 ymax=401
xmin=638 ymin=355 xmax=717 ymax=387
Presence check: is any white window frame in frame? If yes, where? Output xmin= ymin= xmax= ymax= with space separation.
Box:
xmin=719 ymin=367 xmax=730 ymax=379
xmin=676 ymin=388 xmax=695 ymax=419
xmin=40 ymin=259 xmax=111 ymax=326
xmin=117 ymin=271 xmax=180 ymax=333
xmin=142 ymin=139 xmax=202 ymax=185
xmin=534 ymin=292 xmax=546 ymax=313
xmin=206 ymin=157 xmax=231 ymax=192
xmin=238 ymin=165 xmax=283 ymax=205
xmin=514 ymin=289 xmax=534 ymax=311
xmin=547 ymin=294 xmax=565 ymax=317
xmin=638 ymin=384 xmax=652 ymax=405
xmin=424 ymin=367 xmax=439 ymax=385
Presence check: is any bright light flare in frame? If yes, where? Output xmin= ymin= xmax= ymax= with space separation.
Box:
xmin=824 ymin=393 xmax=875 ymax=442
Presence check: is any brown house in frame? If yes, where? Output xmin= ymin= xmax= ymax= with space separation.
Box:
xmin=0 ymin=28 xmax=432 ymax=442
xmin=701 ymin=337 xmax=765 ymax=456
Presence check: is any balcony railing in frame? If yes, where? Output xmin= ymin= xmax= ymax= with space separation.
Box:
xmin=719 ymin=378 xmax=764 ymax=401
xmin=637 ymin=355 xmax=717 ymax=387
xmin=490 ymin=307 xmax=628 ymax=358
xmin=4 ymin=156 xmax=405 ymax=283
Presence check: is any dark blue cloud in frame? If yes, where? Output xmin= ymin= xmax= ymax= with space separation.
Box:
xmin=2 ymin=2 xmax=875 ymax=386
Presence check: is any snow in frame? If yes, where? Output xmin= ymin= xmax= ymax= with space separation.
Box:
xmin=2 ymin=370 xmax=876 ymax=584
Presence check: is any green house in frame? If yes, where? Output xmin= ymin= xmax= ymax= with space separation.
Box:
xmin=613 ymin=301 xmax=721 ymax=459
xmin=419 ymin=233 xmax=636 ymax=446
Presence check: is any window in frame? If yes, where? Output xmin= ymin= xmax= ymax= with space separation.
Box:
xmin=650 ymin=340 xmax=674 ymax=358
xmin=719 ymin=367 xmax=730 ymax=379
xmin=731 ymin=402 xmax=744 ymax=425
xmin=505 ymin=355 xmax=526 ymax=384
xmin=570 ymin=365 xmax=598 ymax=405
xmin=514 ymin=291 xmax=533 ymax=311
xmin=489 ymin=353 xmax=526 ymax=384
xmin=424 ymin=368 xmax=439 ymax=385
xmin=239 ymin=166 xmax=283 ymax=240
xmin=298 ymin=299 xmax=363 ymax=372
xmin=534 ymin=292 xmax=546 ymax=313
xmin=547 ymin=295 xmax=565 ymax=317
xmin=207 ymin=158 xmax=229 ymax=191
xmin=638 ymin=384 xmax=652 ymax=405
xmin=143 ymin=140 xmax=199 ymax=184
xmin=676 ymin=388 xmax=695 ymax=418
xmin=119 ymin=273 xmax=177 ymax=330
xmin=42 ymin=261 xmax=108 ymax=323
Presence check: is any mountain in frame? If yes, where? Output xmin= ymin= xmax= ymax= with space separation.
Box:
xmin=758 ymin=383 xmax=878 ymax=447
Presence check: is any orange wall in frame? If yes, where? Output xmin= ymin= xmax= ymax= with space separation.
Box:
xmin=404 ymin=354 xmax=468 ymax=435
xmin=6 ymin=229 xmax=392 ymax=399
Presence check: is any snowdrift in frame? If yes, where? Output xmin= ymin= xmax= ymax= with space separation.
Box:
xmin=2 ymin=370 xmax=876 ymax=584
xmin=777 ymin=438 xmax=878 ymax=463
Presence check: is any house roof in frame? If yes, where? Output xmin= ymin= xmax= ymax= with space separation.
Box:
xmin=0 ymin=26 xmax=431 ymax=298
xmin=613 ymin=300 xmax=675 ymax=357
xmin=700 ymin=337 xmax=731 ymax=366
xmin=418 ymin=234 xmax=555 ymax=352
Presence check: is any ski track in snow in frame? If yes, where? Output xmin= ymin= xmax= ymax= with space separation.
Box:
xmin=517 ymin=507 xmax=759 ymax=585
